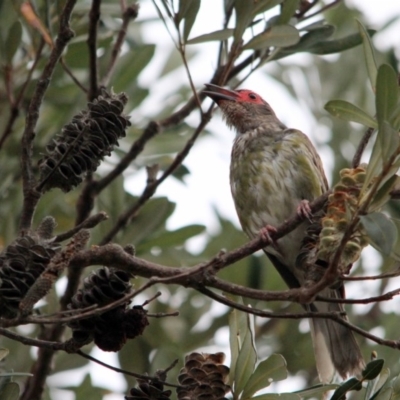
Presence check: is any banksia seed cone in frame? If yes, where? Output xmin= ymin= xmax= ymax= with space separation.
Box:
xmin=126 ymin=379 xmax=172 ymax=400
xmin=177 ymin=352 xmax=230 ymax=400
xmin=39 ymin=89 xmax=131 ymax=192
xmin=317 ymin=166 xmax=368 ymax=273
xmin=0 ymin=217 xmax=59 ymax=318
xmin=67 ymin=267 xmax=148 ymax=351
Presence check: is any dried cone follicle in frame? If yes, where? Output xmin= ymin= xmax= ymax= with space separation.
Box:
xmin=126 ymin=379 xmax=172 ymax=400
xmin=67 ymin=267 xmax=149 ymax=351
xmin=0 ymin=217 xmax=59 ymax=318
xmin=177 ymin=352 xmax=230 ymax=400
xmin=39 ymin=89 xmax=131 ymax=192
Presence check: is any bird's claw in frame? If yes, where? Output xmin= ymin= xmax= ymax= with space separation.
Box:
xmin=297 ymin=200 xmax=312 ymax=221
xmin=259 ymin=225 xmax=281 ymax=252
xmin=259 ymin=224 xmax=277 ymax=243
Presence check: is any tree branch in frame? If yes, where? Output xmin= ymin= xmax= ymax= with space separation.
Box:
xmin=19 ymin=0 xmax=77 ymax=233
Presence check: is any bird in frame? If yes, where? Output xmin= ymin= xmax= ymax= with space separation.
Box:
xmin=203 ymin=83 xmax=364 ymax=383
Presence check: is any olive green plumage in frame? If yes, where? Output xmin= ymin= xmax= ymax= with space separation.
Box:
xmin=204 ymin=83 xmax=364 ymax=383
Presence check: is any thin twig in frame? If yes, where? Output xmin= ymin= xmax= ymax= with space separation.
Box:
xmin=0 ymin=327 xmax=65 ymax=350
xmin=19 ymin=0 xmax=77 ymax=233
xmin=87 ymin=0 xmax=101 ymax=100
xmin=316 ymin=288 xmax=400 ymax=304
xmin=55 ymin=211 xmax=108 ymax=242
xmin=76 ymin=350 xmax=181 ymax=387
xmin=299 ymin=0 xmax=342 ymax=22
xmin=60 ymin=57 xmax=88 ymax=93
xmin=352 ymin=127 xmax=375 ymax=168
xmin=342 ymin=267 xmax=400 ymax=281
xmin=101 ymin=3 xmax=140 ymax=87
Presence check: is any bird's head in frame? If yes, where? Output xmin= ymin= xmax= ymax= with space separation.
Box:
xmin=204 ymin=83 xmax=285 ymax=133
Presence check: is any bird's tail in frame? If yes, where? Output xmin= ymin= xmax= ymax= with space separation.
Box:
xmin=307 ymin=294 xmax=364 ymax=383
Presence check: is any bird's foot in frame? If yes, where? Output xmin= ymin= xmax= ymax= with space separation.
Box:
xmin=259 ymin=225 xmax=281 ymax=253
xmin=259 ymin=224 xmax=277 ymax=244
xmin=297 ymin=200 xmax=312 ymax=221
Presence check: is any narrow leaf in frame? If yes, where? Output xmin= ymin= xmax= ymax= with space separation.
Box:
xmin=357 ymin=20 xmax=378 ymax=90
xmin=20 ymin=2 xmax=52 ymax=46
xmin=137 ymin=224 xmax=205 ymax=251
xmin=252 ymin=394 xmax=300 ymax=400
xmin=299 ymin=19 xmax=328 ymax=31
xmin=294 ymin=24 xmax=335 ymax=49
xmin=241 ymin=354 xmax=288 ymax=399
xmin=228 ymin=303 xmax=248 ymax=383
xmin=294 ymin=384 xmax=339 ymax=397
xmin=234 ymin=0 xmax=253 ymax=42
xmin=0 ymin=348 xmax=9 ymax=361
xmin=177 ymin=0 xmax=193 ymax=23
xmin=324 ymin=100 xmax=377 ymax=128
xmin=182 ymin=0 xmax=200 ymax=41
xmin=277 ymin=0 xmax=300 ymax=24
xmin=186 ymin=28 xmax=234 ymax=44
xmin=393 ymin=373 xmax=400 ymax=394
xmin=330 ymin=378 xmax=363 ymax=400
xmin=376 ymin=64 xmax=399 ymax=126
xmin=308 ymin=30 xmax=376 ymax=55
xmin=0 ymin=382 xmax=20 ymax=400
xmin=252 ymin=0 xmax=284 ymax=16
xmin=370 ymin=175 xmax=399 ymax=211
xmin=371 ymin=387 xmax=394 ymax=400
xmin=379 ymin=121 xmax=400 ymax=164
xmin=362 ymin=359 xmax=385 ymax=380
xmin=234 ymin=316 xmax=257 ymax=396
xmin=360 ymin=213 xmax=398 ymax=256
xmin=5 ymin=21 xmax=22 ymax=63
xmin=244 ymin=25 xmax=299 ymax=50
xmin=366 ymin=367 xmax=391 ymax=399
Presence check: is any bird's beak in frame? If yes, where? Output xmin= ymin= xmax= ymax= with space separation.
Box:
xmin=204 ymin=83 xmax=239 ymax=103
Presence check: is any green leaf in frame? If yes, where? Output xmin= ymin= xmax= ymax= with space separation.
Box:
xmin=186 ymin=28 xmax=234 ymax=44
xmin=182 ymin=0 xmax=201 ymax=41
xmin=371 ymin=387 xmax=394 ymax=400
xmin=379 ymin=121 xmax=399 ymax=164
xmin=277 ymin=0 xmax=300 ymax=24
xmin=393 ymin=373 xmax=400 ymax=394
xmin=330 ymin=378 xmax=363 ymax=400
xmin=0 ymin=382 xmax=19 ymax=400
xmin=360 ymin=213 xmax=398 ymax=256
xmin=357 ymin=20 xmax=378 ymax=91
xmin=363 ymin=134 xmax=382 ymax=193
xmin=252 ymin=0 xmax=284 ymax=17
xmin=234 ymin=0 xmax=254 ymax=42
xmin=308 ymin=30 xmax=376 ymax=55
xmin=252 ymin=394 xmax=301 ymax=400
xmin=244 ymin=25 xmax=300 ymax=50
xmin=5 ymin=21 xmax=22 ymax=63
xmin=294 ymin=24 xmax=335 ymax=49
xmin=241 ymin=354 xmax=288 ymax=399
xmin=0 ymin=348 xmax=9 ymax=362
xmin=370 ymin=175 xmax=399 ymax=211
xmin=137 ymin=224 xmax=205 ymax=252
xmin=324 ymin=100 xmax=377 ymax=128
xmin=233 ymin=315 xmax=257 ymax=396
xmin=113 ymin=44 xmax=155 ymax=92
xmin=294 ymin=384 xmax=339 ymax=397
xmin=366 ymin=367 xmax=391 ymax=400
xmin=362 ymin=359 xmax=385 ymax=380
xmin=228 ymin=301 xmax=248 ymax=383
xmin=376 ymin=64 xmax=399 ymax=127
xmin=177 ymin=0 xmax=195 ymax=24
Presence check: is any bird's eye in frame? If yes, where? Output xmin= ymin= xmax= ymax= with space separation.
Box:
xmin=248 ymin=93 xmax=257 ymax=100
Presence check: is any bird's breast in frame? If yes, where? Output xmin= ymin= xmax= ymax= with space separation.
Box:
xmin=230 ymin=131 xmax=319 ymax=266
